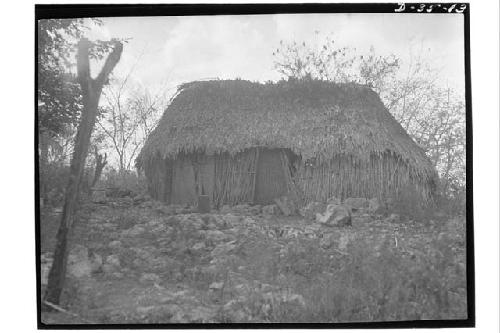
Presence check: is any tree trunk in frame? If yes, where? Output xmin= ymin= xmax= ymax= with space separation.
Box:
xmin=119 ymin=153 xmax=125 ymax=174
xmin=91 ymin=148 xmax=107 ymax=189
xmin=39 ymin=131 xmax=50 ymax=207
xmin=43 ymin=39 xmax=122 ymax=310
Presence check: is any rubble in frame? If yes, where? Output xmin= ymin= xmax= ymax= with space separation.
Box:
xmin=315 ymin=204 xmax=352 ymax=227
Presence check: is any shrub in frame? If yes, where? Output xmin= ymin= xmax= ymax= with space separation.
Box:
xmin=40 ymin=162 xmax=71 ymax=207
xmin=40 ymin=161 xmax=98 ymax=207
xmin=272 ymin=230 xmax=467 ymax=322
xmin=391 ymin=184 xmax=438 ymax=223
xmin=101 ymin=169 xmax=148 ymax=197
xmin=434 ymin=188 xmax=466 ymax=217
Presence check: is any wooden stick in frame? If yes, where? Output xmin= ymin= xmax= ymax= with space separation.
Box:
xmin=42 ymin=301 xmax=92 ymax=323
xmin=252 ymin=148 xmax=260 ymax=203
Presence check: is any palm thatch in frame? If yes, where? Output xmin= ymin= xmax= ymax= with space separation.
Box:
xmin=137 ymin=79 xmax=437 ymax=203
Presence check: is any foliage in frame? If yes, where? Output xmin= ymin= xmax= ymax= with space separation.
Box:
xmin=273 ymin=36 xmax=400 ymax=92
xmin=38 ymin=19 xmax=128 ymax=204
xmin=283 ymin=229 xmax=466 ymax=322
xmin=39 ymin=160 xmax=96 ymax=207
xmin=101 ymin=168 xmax=148 ymax=196
xmin=391 ymin=184 xmax=438 ymax=223
xmin=388 ymin=67 xmax=466 ymax=195
xmin=37 ymin=19 xmax=119 ymax=136
xmin=38 ymin=19 xmax=86 ymax=135
xmin=39 ymin=162 xmax=70 ymax=207
xmin=273 ymin=36 xmax=358 ymax=82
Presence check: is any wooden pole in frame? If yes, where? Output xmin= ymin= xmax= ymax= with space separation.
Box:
xmin=42 ymin=39 xmax=122 ymax=309
xmin=251 ymin=148 xmax=260 ymax=204
xmin=90 ymin=148 xmax=107 ymax=192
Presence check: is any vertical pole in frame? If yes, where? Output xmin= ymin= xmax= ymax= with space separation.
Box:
xmin=251 ymin=147 xmax=260 ymax=204
xmin=42 ymin=39 xmax=122 ymax=309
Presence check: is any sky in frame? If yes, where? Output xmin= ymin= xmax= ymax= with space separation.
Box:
xmin=85 ymin=13 xmax=466 ymax=96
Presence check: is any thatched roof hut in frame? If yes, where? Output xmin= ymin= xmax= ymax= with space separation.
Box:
xmin=137 ymin=79 xmax=437 ymax=207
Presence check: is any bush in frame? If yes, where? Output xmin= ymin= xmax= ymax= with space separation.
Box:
xmin=39 ymin=162 xmax=71 ymax=207
xmin=40 ymin=161 xmax=98 ymax=207
xmin=101 ymin=169 xmax=147 ymax=197
xmin=390 ymin=185 xmax=436 ymax=223
xmin=389 ymin=180 xmax=466 ymax=223
xmin=272 ymin=229 xmax=466 ymax=322
xmin=434 ymin=187 xmax=466 ymax=217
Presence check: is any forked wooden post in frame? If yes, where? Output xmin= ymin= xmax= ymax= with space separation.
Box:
xmin=42 ymin=39 xmax=122 ymax=309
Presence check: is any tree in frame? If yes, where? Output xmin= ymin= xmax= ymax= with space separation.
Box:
xmin=43 ymin=38 xmax=123 ymax=309
xmin=38 ymin=19 xmax=87 ymax=204
xmin=90 ymin=147 xmax=108 ymax=190
xmin=383 ymin=46 xmax=466 ymax=196
xmin=273 ymin=35 xmax=399 ymax=87
xmin=273 ymin=36 xmax=357 ymax=82
xmin=38 ymin=19 xmax=122 ymax=204
xmin=96 ymin=76 xmax=165 ymax=172
xmin=37 ymin=19 xmax=88 ymax=136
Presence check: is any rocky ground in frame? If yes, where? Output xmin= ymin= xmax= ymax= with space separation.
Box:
xmin=40 ymin=197 xmax=467 ymax=324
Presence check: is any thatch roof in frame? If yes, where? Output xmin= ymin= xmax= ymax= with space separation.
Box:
xmin=137 ymin=79 xmax=436 ymax=180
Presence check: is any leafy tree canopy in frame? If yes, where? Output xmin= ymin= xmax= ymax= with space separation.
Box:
xmin=38 ymin=18 xmax=122 ymax=137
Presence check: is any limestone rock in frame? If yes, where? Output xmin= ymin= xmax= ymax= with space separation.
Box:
xmin=280 ymin=292 xmax=306 ymax=308
xmin=262 ymin=204 xmax=281 ymax=216
xmin=105 ymin=254 xmax=121 ymax=267
xmin=89 ymin=252 xmax=103 ymax=273
xmin=343 ymin=197 xmax=369 ymax=211
xmin=386 ymin=213 xmax=401 ymax=223
xmin=211 ymin=241 xmax=237 ymax=257
xmin=133 ymin=193 xmax=151 ymax=205
xmin=232 ymin=204 xmax=251 ymax=215
xmin=109 ymin=240 xmax=122 ymax=250
xmin=192 ymin=241 xmax=206 ymax=251
xmin=326 ymin=196 xmax=341 ymax=205
xmin=248 ymin=205 xmax=262 ymax=215
xmin=179 ymin=214 xmax=205 ymax=230
xmin=368 ymin=197 xmax=383 ymax=214
xmin=319 ymin=233 xmax=339 ymax=249
xmin=209 ymin=281 xmax=224 ymax=290
xmin=352 ymin=214 xmax=373 ymax=225
xmin=299 ymin=201 xmax=327 ymax=221
xmin=315 ymin=204 xmax=352 ymax=227
xmin=338 ymin=233 xmax=350 ymax=251
xmin=156 ymin=205 xmax=176 ymax=215
xmin=91 ymin=188 xmax=107 ymax=203
xmin=221 ymin=214 xmax=240 ymax=227
xmin=122 ymin=225 xmax=145 ymax=237
xmin=385 ymin=197 xmax=395 ymax=210
xmin=140 ymin=273 xmax=161 ymax=285
xmin=320 ymin=231 xmax=347 ymax=249
xmin=220 ymin=205 xmax=232 ymax=214
xmin=67 ymin=245 xmax=92 ymax=278
xmin=102 ymin=264 xmax=118 ymax=274
xmin=204 ymin=230 xmax=230 ymax=243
